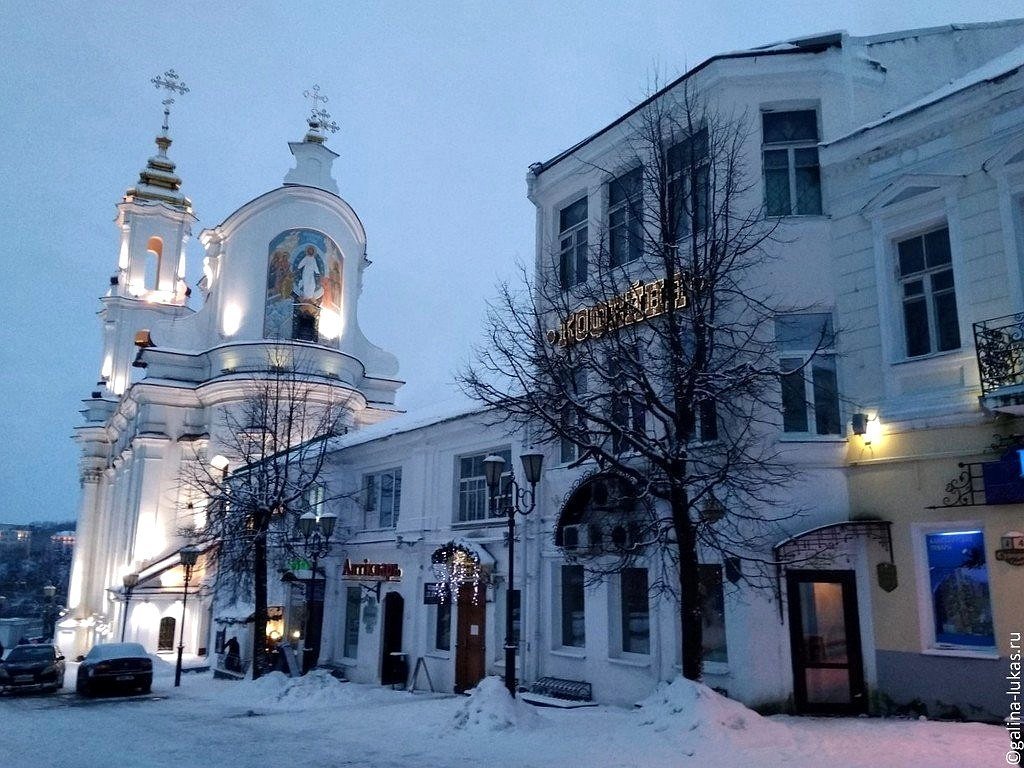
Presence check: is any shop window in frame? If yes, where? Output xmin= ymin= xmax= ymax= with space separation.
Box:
xmin=455 ymin=448 xmax=510 ymax=523
xmin=897 ymin=226 xmax=960 ymax=357
xmin=608 ymin=167 xmax=643 ymax=266
xmin=559 ymin=196 xmax=589 ymax=289
xmin=434 ymin=601 xmax=451 ymax=652
xmin=699 ymin=564 xmax=728 ymax=664
xmin=924 ymin=530 xmax=995 ymax=649
xmin=762 ymin=109 xmax=821 ymax=216
xmin=620 ymin=567 xmax=650 ymax=655
xmin=668 ymin=127 xmax=709 ymax=236
xmin=560 ymin=564 xmax=586 ymax=648
xmin=776 ymin=313 xmax=840 ymax=435
xmin=157 ymin=616 xmax=175 ymax=652
xmin=342 ymin=586 xmax=361 ymax=659
xmin=364 ymin=468 xmax=402 ymax=529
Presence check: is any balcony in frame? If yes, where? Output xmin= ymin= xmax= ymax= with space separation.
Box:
xmin=974 ymin=313 xmax=1024 ymax=413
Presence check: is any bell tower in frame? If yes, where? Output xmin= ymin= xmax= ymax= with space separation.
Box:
xmin=98 ymin=70 xmax=196 ymax=396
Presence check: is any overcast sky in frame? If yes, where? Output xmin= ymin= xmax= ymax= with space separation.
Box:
xmin=2 ymin=1 xmax=1022 ymax=526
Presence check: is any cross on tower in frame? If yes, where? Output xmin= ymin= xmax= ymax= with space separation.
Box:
xmin=303 ymin=84 xmax=340 ymax=135
xmin=151 ymin=69 xmax=190 ymax=132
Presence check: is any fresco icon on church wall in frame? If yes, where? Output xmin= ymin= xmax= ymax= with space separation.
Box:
xmin=264 ymin=228 xmax=343 ymax=342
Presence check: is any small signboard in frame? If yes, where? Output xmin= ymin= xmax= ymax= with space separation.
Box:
xmin=424 ymin=583 xmax=449 ymax=605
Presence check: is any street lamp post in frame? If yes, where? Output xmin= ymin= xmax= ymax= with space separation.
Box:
xmin=297 ymin=510 xmax=337 ymax=673
xmin=173 ymin=546 xmax=201 ymax=687
xmin=121 ymin=572 xmax=139 ymax=642
xmin=483 ymin=450 xmax=544 ymax=698
xmin=41 ymin=585 xmax=57 ymax=641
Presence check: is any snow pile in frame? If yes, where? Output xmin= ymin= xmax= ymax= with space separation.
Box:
xmin=452 ymin=676 xmax=544 ymax=732
xmin=636 ymin=677 xmax=789 ymax=747
xmin=242 ymin=670 xmax=364 ymax=709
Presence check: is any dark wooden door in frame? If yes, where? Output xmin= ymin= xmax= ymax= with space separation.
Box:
xmin=380 ymin=592 xmax=406 ymax=686
xmin=455 ymin=584 xmax=486 ymax=693
xmin=787 ymin=570 xmax=867 ymax=714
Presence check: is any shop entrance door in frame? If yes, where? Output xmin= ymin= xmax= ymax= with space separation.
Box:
xmin=455 ymin=584 xmax=486 ymax=693
xmin=787 ymin=570 xmax=867 ymax=714
xmin=380 ymin=592 xmax=406 ymax=686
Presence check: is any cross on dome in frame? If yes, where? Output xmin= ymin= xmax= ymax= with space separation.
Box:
xmin=151 ymin=69 xmax=190 ymax=134
xmin=302 ymin=84 xmax=340 ymax=140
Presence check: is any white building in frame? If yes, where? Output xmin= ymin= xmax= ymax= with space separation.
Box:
xmin=65 ymin=109 xmax=402 ymax=659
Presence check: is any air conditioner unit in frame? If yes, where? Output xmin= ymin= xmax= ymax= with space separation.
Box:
xmin=562 ymin=523 xmax=590 ymax=551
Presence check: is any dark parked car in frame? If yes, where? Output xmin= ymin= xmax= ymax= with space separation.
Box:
xmin=76 ymin=642 xmax=153 ymax=696
xmin=0 ymin=643 xmax=66 ymax=693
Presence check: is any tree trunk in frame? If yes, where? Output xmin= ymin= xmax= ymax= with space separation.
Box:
xmin=251 ymin=513 xmax=269 ymax=680
xmin=671 ymin=485 xmax=703 ymax=681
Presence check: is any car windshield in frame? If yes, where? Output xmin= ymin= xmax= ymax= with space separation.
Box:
xmin=6 ymin=646 xmax=53 ymax=662
xmin=86 ymin=643 xmax=148 ymax=661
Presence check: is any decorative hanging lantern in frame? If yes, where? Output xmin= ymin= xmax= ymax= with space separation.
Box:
xmin=431 ymin=541 xmax=488 ymax=605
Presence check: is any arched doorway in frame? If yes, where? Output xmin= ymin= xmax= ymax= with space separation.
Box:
xmin=157 ymin=616 xmax=176 ymax=652
xmin=380 ymin=592 xmax=406 ymax=686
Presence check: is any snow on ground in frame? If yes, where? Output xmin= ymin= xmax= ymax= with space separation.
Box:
xmin=1 ymin=670 xmax=1015 ymax=768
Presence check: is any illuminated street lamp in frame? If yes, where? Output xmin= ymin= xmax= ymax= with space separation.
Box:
xmin=173 ymin=546 xmax=201 ymax=687
xmin=121 ymin=572 xmax=140 ymax=642
xmin=483 ymin=450 xmax=544 ymax=698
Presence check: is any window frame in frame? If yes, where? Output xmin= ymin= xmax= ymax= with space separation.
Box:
xmin=613 ymin=567 xmax=650 ymax=657
xmin=760 ymin=108 xmax=822 ymax=217
xmin=341 ymin=585 xmax=361 ymax=660
xmin=362 ymin=467 xmax=402 ymax=530
xmin=559 ymin=563 xmax=587 ymax=649
xmin=558 ymin=195 xmax=589 ymax=290
xmin=454 ymin=447 xmax=511 ymax=524
xmin=668 ymin=127 xmax=710 ymax=237
xmin=607 ymin=167 xmax=644 ymax=267
xmin=776 ymin=313 xmax=842 ymax=437
xmin=895 ymin=226 xmax=960 ymax=359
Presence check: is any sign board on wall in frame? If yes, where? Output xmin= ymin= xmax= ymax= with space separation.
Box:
xmin=341 ymin=558 xmax=403 ymax=582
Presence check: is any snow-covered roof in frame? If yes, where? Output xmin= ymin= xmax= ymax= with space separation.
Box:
xmin=828 ymin=41 xmax=1024 ymax=145
xmin=330 ymin=396 xmax=491 ymax=451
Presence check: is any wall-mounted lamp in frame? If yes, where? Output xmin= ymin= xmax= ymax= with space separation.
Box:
xmin=851 ymin=412 xmax=881 ymax=446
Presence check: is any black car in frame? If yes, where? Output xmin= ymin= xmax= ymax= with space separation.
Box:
xmin=0 ymin=643 xmax=66 ymax=694
xmin=76 ymin=642 xmax=153 ymax=696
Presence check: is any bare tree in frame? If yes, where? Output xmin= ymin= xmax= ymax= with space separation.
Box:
xmin=182 ymin=353 xmax=351 ymax=678
xmin=462 ymin=83 xmax=827 ymax=680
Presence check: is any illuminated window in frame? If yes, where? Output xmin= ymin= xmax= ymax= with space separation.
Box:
xmin=924 ymin=530 xmax=994 ymax=649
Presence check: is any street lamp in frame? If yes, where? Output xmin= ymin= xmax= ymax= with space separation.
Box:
xmin=297 ymin=510 xmax=337 ymax=672
xmin=121 ymin=572 xmax=140 ymax=642
xmin=41 ymin=585 xmax=58 ymax=641
xmin=483 ymin=450 xmax=544 ymax=698
xmin=174 ymin=546 xmax=201 ymax=687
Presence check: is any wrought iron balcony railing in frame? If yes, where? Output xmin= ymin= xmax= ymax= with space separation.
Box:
xmin=973 ymin=313 xmax=1024 ymax=395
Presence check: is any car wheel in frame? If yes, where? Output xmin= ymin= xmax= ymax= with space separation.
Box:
xmin=76 ymin=677 xmax=89 ymax=696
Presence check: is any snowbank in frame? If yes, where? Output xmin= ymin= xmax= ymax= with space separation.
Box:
xmin=636 ymin=677 xmax=790 ymax=747
xmin=452 ymin=676 xmax=545 ymax=732
xmin=232 ymin=670 xmax=386 ymax=710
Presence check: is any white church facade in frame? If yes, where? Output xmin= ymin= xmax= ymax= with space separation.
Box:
xmin=68 ymin=21 xmax=1024 ymax=723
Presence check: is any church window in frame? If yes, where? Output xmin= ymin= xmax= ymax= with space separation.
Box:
xmin=144 ymin=236 xmax=163 ymax=291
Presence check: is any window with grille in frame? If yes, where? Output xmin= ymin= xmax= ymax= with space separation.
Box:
xmin=762 ymin=110 xmax=822 ymax=216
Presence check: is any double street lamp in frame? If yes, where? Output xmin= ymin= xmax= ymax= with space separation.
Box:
xmin=297 ymin=510 xmax=337 ymax=673
xmin=173 ymin=545 xmax=201 ymax=687
xmin=121 ymin=572 xmax=140 ymax=642
xmin=482 ymin=450 xmax=544 ymax=698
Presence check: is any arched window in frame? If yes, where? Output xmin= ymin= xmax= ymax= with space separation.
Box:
xmin=144 ymin=236 xmax=163 ymax=291
xmin=158 ymin=616 xmax=176 ymax=651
